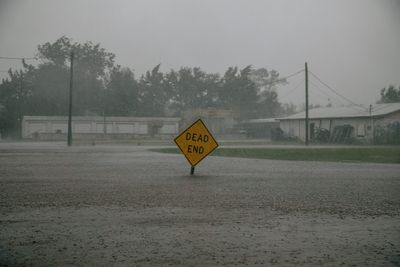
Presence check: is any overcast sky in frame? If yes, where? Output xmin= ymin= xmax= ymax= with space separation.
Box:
xmin=0 ymin=0 xmax=399 ymax=107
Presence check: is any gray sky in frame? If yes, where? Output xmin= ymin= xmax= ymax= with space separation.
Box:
xmin=0 ymin=0 xmax=399 ymax=107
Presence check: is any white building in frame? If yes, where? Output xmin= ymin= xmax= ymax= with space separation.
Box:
xmin=279 ymin=103 xmax=400 ymax=143
xmin=239 ymin=118 xmax=280 ymax=138
xmin=22 ymin=116 xmax=181 ymax=140
xmin=182 ymin=108 xmax=235 ymax=135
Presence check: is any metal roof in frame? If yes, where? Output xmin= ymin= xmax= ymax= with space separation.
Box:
xmin=279 ymin=103 xmax=400 ymax=120
xmin=22 ymin=116 xmax=181 ymax=122
xmin=241 ymin=118 xmax=279 ymax=124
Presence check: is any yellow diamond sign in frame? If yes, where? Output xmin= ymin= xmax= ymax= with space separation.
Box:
xmin=174 ymin=119 xmax=219 ymax=167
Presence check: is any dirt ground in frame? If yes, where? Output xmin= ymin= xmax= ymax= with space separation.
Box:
xmin=0 ymin=142 xmax=399 ymax=266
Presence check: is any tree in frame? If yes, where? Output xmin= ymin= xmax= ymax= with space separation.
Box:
xmin=37 ymin=36 xmax=115 ymax=77
xmin=280 ymin=103 xmax=297 ymax=116
xmin=249 ymin=68 xmax=287 ymax=118
xmin=37 ymin=36 xmax=72 ymax=66
xmin=0 ymin=36 xmax=116 ymax=137
xmin=104 ymin=66 xmax=139 ymax=116
xmin=1 ymin=36 xmax=296 ymax=137
xmin=36 ymin=36 xmax=116 ymax=115
xmin=219 ymin=65 xmax=259 ymax=120
xmin=256 ymin=90 xmax=282 ymax=118
xmin=25 ymin=62 xmax=69 ymax=116
xmin=379 ymin=85 xmax=400 ymax=103
xmin=249 ymin=68 xmax=286 ymax=92
xmin=166 ymin=67 xmax=221 ymax=116
xmin=138 ymin=64 xmax=169 ymax=116
xmin=0 ymin=68 xmax=33 ymax=137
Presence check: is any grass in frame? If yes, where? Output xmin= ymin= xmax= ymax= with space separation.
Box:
xmin=150 ymin=147 xmax=400 ymax=164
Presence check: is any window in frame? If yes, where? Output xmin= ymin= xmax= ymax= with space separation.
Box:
xmin=357 ymin=124 xmax=365 ymax=137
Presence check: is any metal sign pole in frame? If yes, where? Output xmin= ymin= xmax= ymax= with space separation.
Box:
xmin=174 ymin=119 xmax=219 ymax=176
xmin=305 ymin=62 xmax=309 ymax=146
xmin=67 ymin=51 xmax=74 ymax=147
xmin=190 ymin=166 xmax=195 ymax=175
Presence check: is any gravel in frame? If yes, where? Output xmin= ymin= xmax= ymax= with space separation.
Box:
xmin=1 ymin=143 xmax=399 ymax=266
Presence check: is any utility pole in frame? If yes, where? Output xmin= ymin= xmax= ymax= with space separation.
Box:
xmin=103 ymin=110 xmax=106 ymax=135
xmin=67 ymin=52 xmax=74 ymax=146
xmin=369 ymin=104 xmax=374 ymax=144
xmin=305 ymin=62 xmax=309 ymax=146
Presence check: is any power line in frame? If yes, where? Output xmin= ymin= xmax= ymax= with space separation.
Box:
xmin=279 ymin=78 xmax=304 ymax=100
xmin=309 ymin=70 xmax=366 ymax=111
xmin=309 ymin=81 xmax=371 ymax=114
xmin=0 ymin=56 xmax=38 ymax=60
xmin=267 ymin=69 xmax=304 ymax=86
xmin=370 ymin=104 xmax=393 ymax=113
xmin=309 ymin=80 xmax=348 ymax=106
xmin=280 ymin=69 xmax=304 ymax=80
xmin=309 ymin=87 xmax=346 ymax=107
xmin=309 ymin=86 xmax=334 ymax=103
xmin=275 ymin=69 xmax=304 ymax=84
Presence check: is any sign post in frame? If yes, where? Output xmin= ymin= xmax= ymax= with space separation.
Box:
xmin=190 ymin=166 xmax=195 ymax=175
xmin=174 ymin=119 xmax=219 ymax=175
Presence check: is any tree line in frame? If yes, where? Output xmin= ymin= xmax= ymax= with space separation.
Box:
xmin=2 ymin=36 xmax=396 ymax=138
xmin=0 ymin=37 xmax=297 ymax=138
xmin=379 ymin=85 xmax=400 ymax=103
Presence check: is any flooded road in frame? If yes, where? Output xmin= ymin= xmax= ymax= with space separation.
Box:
xmin=1 ymin=143 xmax=399 ymax=266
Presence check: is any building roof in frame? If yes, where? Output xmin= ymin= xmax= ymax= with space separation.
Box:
xmin=241 ymin=118 xmax=279 ymax=124
xmin=279 ymin=103 xmax=400 ymax=120
xmin=22 ymin=116 xmax=181 ymax=123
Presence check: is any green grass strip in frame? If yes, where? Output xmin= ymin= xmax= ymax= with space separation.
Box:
xmin=150 ymin=147 xmax=400 ymax=164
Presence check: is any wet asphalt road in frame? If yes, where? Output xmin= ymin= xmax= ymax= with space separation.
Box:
xmin=0 ymin=143 xmax=399 ymax=266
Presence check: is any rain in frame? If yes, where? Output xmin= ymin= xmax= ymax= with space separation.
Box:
xmin=0 ymin=0 xmax=400 ymax=266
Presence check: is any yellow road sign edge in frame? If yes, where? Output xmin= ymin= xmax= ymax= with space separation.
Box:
xmin=174 ymin=118 xmax=219 ymax=167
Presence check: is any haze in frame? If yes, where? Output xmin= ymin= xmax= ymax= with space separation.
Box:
xmin=0 ymin=0 xmax=399 ymax=106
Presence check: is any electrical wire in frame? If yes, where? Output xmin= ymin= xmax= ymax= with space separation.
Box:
xmin=270 ymin=69 xmax=304 ymax=86
xmin=0 ymin=56 xmax=38 ymax=60
xmin=370 ymin=103 xmax=394 ymax=113
xmin=308 ymin=70 xmax=366 ymax=111
xmin=280 ymin=69 xmax=304 ymax=80
xmin=279 ymin=78 xmax=304 ymax=100
xmin=309 ymin=80 xmax=350 ymax=107
xmin=309 ymin=81 xmax=374 ymax=116
xmin=309 ymin=87 xmax=335 ymax=104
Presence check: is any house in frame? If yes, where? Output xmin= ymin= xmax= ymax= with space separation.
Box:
xmin=22 ymin=116 xmax=181 ymax=140
xmin=238 ymin=118 xmax=280 ymax=139
xmin=182 ymin=108 xmax=234 ymax=136
xmin=278 ymin=103 xmax=400 ymax=143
